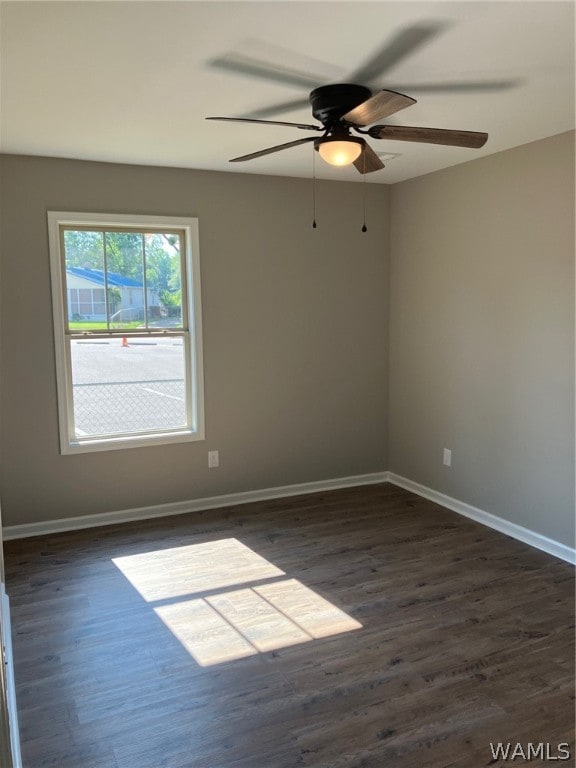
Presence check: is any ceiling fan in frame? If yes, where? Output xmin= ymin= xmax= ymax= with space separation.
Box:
xmin=205 ymin=23 xmax=510 ymax=173
xmin=207 ymin=82 xmax=488 ymax=174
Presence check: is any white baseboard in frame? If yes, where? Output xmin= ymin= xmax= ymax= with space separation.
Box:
xmin=2 ymin=471 xmax=390 ymax=540
xmin=4 ymin=470 xmax=573 ymax=565
xmin=387 ymin=472 xmax=576 ymax=565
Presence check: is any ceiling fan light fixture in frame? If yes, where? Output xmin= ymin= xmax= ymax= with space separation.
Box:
xmin=317 ymin=137 xmax=363 ymax=167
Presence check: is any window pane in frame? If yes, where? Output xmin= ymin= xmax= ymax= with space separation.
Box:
xmin=70 ymin=336 xmax=187 ymax=437
xmin=106 ymin=231 xmax=145 ymax=329
xmin=144 ymin=233 xmax=183 ymax=329
xmin=64 ymin=230 xmax=105 ymax=328
xmin=51 ymin=212 xmax=203 ymax=452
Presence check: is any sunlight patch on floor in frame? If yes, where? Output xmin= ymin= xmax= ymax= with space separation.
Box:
xmin=113 ymin=538 xmax=284 ymax=601
xmin=254 ymin=579 xmax=361 ymax=639
xmin=113 ymin=539 xmax=362 ymax=666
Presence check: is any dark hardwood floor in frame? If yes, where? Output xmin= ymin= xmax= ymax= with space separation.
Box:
xmin=4 ymin=483 xmax=574 ymax=768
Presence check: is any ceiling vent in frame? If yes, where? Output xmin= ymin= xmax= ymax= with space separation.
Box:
xmin=375 ymin=152 xmax=402 ymax=162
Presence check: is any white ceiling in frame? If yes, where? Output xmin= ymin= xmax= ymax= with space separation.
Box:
xmin=0 ymin=1 xmax=574 ymax=184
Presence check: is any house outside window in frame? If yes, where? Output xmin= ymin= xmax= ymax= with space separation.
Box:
xmin=48 ymin=212 xmax=204 ymax=453
xmin=66 ymin=268 xmax=161 ymax=322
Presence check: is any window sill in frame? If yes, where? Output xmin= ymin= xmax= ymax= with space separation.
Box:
xmin=62 ymin=428 xmax=205 ymax=454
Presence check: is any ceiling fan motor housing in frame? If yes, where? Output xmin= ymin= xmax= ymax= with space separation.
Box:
xmin=310 ymin=84 xmax=372 ymax=126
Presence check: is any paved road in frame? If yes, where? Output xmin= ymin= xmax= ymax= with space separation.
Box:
xmin=71 ymin=337 xmax=187 ymax=435
xmin=71 ymin=337 xmax=184 ymax=383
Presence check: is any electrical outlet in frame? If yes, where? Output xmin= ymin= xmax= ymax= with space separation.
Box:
xmin=208 ymin=450 xmax=219 ymax=469
xmin=443 ymin=448 xmax=452 ymax=467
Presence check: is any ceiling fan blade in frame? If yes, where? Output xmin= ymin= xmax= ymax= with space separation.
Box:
xmin=349 ymin=23 xmax=448 ymax=84
xmin=391 ymin=79 xmax=520 ymax=93
xmin=353 ymin=143 xmax=385 ymax=175
xmin=343 ymin=90 xmax=416 ymax=126
xmin=229 ymin=137 xmax=317 ymax=163
xmin=239 ymin=98 xmax=312 ymax=120
xmin=209 ymin=53 xmax=325 ymax=89
xmin=207 ymin=117 xmax=322 ymax=132
xmin=370 ymin=125 xmax=488 ymax=148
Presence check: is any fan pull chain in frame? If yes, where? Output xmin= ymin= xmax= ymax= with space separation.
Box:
xmin=312 ymin=147 xmax=317 ymax=229
xmin=361 ymin=150 xmax=368 ymax=232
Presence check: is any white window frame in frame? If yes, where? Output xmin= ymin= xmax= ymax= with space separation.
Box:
xmin=48 ymin=212 xmax=205 ymax=454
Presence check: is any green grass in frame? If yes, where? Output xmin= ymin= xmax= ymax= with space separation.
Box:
xmin=69 ymin=321 xmax=142 ymax=331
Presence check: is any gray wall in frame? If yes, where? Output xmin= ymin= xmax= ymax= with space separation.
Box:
xmin=0 ymin=155 xmax=390 ymax=526
xmin=2 ymin=135 xmax=574 ymax=549
xmin=389 ymin=131 xmax=575 ymax=547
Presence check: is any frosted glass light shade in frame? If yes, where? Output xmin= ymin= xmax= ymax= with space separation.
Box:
xmin=318 ymin=139 xmax=362 ymax=167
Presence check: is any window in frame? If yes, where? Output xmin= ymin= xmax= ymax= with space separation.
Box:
xmin=48 ymin=212 xmax=204 ymax=453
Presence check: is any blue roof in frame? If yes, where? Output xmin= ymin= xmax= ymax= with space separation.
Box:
xmin=66 ymin=267 xmax=143 ymax=288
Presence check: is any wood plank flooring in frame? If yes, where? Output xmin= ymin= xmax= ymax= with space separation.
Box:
xmin=4 ymin=483 xmax=574 ymax=768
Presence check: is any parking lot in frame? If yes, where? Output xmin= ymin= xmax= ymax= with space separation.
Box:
xmin=71 ymin=337 xmax=187 ymax=435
